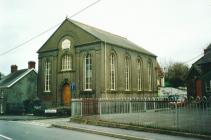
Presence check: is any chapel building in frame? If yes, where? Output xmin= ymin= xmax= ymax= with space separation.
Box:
xmin=37 ymin=18 xmax=158 ymax=107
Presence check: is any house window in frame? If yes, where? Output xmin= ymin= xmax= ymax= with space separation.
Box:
xmin=44 ymin=61 xmax=51 ymax=92
xmin=125 ymin=56 xmax=130 ymax=91
xmin=206 ymin=80 xmax=211 ymax=92
xmin=148 ymin=61 xmax=152 ymax=91
xmin=110 ymin=53 xmax=116 ymax=90
xmin=62 ymin=55 xmax=72 ymax=70
xmin=137 ymin=59 xmax=142 ymax=91
xmin=84 ymin=54 xmax=92 ymax=90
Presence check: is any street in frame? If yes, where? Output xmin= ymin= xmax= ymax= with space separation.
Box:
xmin=0 ymin=119 xmax=205 ymax=140
xmin=0 ymin=120 xmax=121 ymax=140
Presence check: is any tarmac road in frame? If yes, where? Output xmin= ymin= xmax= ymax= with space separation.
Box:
xmin=0 ymin=120 xmax=122 ymax=140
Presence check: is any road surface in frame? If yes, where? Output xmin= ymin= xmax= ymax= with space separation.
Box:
xmin=0 ymin=119 xmax=204 ymax=140
xmin=0 ymin=120 xmax=121 ymax=140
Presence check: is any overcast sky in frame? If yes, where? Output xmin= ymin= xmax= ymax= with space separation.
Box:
xmin=1 ymin=0 xmax=211 ymax=75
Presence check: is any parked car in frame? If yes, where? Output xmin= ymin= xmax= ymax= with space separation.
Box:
xmin=169 ymin=95 xmax=186 ymax=107
xmin=168 ymin=95 xmax=179 ymax=101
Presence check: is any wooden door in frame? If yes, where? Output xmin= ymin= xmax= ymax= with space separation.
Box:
xmin=63 ymin=84 xmax=71 ymax=106
xmin=195 ymin=79 xmax=202 ymax=98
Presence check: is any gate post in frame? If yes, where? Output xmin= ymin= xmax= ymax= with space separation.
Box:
xmin=99 ymin=98 xmax=102 ymax=115
xmin=144 ymin=98 xmax=147 ymax=111
xmin=80 ymin=98 xmax=83 ymax=117
xmin=129 ymin=98 xmax=132 ymax=113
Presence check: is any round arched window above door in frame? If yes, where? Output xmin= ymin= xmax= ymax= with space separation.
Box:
xmin=62 ymin=39 xmax=71 ymax=50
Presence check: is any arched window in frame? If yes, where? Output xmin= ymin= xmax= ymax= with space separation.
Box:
xmin=148 ymin=61 xmax=152 ymax=91
xmin=84 ymin=54 xmax=92 ymax=90
xmin=125 ymin=56 xmax=130 ymax=90
xmin=62 ymin=54 xmax=72 ymax=70
xmin=44 ymin=60 xmax=51 ymax=92
xmin=110 ymin=53 xmax=116 ymax=90
xmin=137 ymin=59 xmax=142 ymax=91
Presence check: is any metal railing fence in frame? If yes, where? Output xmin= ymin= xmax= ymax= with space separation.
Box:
xmin=71 ymin=96 xmax=211 ymax=135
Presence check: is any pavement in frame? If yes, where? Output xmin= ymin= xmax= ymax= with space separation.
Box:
xmin=19 ymin=118 xmax=206 ymax=140
xmin=0 ymin=115 xmax=55 ymax=121
xmin=0 ymin=116 xmax=209 ymax=140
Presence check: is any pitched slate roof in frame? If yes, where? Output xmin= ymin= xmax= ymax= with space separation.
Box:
xmin=197 ymin=51 xmax=211 ymax=65
xmin=186 ymin=63 xmax=201 ymax=80
xmin=201 ymin=70 xmax=211 ymax=80
xmin=186 ymin=44 xmax=211 ymax=80
xmin=38 ymin=19 xmax=156 ymax=57
xmin=0 ymin=69 xmax=35 ymax=88
xmin=68 ymin=19 xmax=156 ymax=56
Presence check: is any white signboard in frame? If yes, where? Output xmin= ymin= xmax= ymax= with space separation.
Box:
xmin=45 ymin=109 xmax=57 ymax=113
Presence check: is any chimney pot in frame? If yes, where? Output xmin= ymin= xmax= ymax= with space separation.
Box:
xmin=11 ymin=65 xmax=18 ymax=73
xmin=28 ymin=61 xmax=35 ymax=69
xmin=204 ymin=49 xmax=207 ymax=55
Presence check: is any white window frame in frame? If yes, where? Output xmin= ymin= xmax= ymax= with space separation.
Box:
xmin=148 ymin=61 xmax=152 ymax=91
xmin=125 ymin=56 xmax=130 ymax=91
xmin=206 ymin=80 xmax=211 ymax=92
xmin=61 ymin=55 xmax=72 ymax=71
xmin=138 ymin=60 xmax=142 ymax=91
xmin=110 ymin=53 xmax=116 ymax=90
xmin=84 ymin=54 xmax=92 ymax=91
xmin=44 ymin=61 xmax=51 ymax=92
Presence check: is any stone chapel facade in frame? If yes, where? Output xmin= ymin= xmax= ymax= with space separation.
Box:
xmin=37 ymin=18 xmax=158 ymax=107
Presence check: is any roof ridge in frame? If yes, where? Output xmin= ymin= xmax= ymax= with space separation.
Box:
xmin=38 ymin=18 xmax=156 ymax=56
xmin=0 ymin=69 xmax=34 ymax=88
xmin=68 ymin=18 xmax=128 ymax=40
xmin=68 ymin=18 xmax=156 ymax=56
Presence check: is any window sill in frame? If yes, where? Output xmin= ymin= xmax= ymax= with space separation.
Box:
xmin=43 ymin=91 xmax=52 ymax=95
xmin=44 ymin=91 xmax=51 ymax=93
xmin=60 ymin=69 xmax=76 ymax=73
xmin=84 ymin=89 xmax=92 ymax=91
xmin=61 ymin=69 xmax=72 ymax=72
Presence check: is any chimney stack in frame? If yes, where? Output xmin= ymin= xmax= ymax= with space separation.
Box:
xmin=28 ymin=61 xmax=35 ymax=69
xmin=204 ymin=48 xmax=207 ymax=55
xmin=11 ymin=65 xmax=18 ymax=73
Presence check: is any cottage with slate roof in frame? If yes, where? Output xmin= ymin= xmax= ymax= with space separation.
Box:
xmin=37 ymin=18 xmax=158 ymax=108
xmin=186 ymin=44 xmax=211 ymax=99
xmin=0 ymin=62 xmax=37 ymax=114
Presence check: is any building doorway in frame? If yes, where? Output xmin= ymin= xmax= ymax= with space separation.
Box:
xmin=195 ymin=79 xmax=202 ymax=98
xmin=62 ymin=83 xmax=71 ymax=106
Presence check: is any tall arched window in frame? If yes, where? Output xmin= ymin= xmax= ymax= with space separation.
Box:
xmin=44 ymin=60 xmax=51 ymax=92
xmin=84 ymin=54 xmax=92 ymax=90
xmin=62 ymin=54 xmax=72 ymax=70
xmin=125 ymin=56 xmax=130 ymax=91
xmin=110 ymin=53 xmax=116 ymax=90
xmin=148 ymin=61 xmax=152 ymax=91
xmin=137 ymin=59 xmax=142 ymax=91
